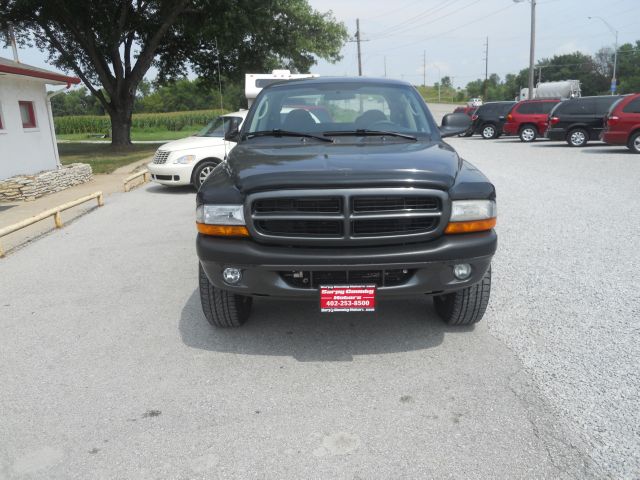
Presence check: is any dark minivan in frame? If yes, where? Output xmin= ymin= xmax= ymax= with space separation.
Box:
xmin=469 ymin=101 xmax=517 ymax=139
xmin=546 ymin=95 xmax=622 ymax=147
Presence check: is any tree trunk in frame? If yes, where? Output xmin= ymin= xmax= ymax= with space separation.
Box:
xmin=109 ymin=103 xmax=134 ymax=146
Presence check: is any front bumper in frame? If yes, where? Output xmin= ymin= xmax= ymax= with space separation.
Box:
xmin=197 ymin=230 xmax=497 ymax=298
xmin=502 ymin=122 xmax=517 ymax=135
xmin=147 ymin=162 xmax=194 ymax=186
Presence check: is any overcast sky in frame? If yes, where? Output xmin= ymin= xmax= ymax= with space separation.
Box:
xmin=307 ymin=0 xmax=638 ymax=87
xmin=1 ymin=0 xmax=637 ymax=89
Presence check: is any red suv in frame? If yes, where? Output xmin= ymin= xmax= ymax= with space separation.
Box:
xmin=601 ymin=93 xmax=640 ymax=153
xmin=453 ymin=105 xmax=477 ymax=116
xmin=502 ymin=99 xmax=561 ymax=142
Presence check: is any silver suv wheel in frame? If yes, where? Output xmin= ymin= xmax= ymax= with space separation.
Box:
xmin=482 ymin=125 xmax=496 ymax=139
xmin=569 ymin=130 xmax=587 ymax=147
xmin=520 ymin=127 xmax=536 ymax=142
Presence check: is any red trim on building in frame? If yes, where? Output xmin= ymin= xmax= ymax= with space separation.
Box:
xmin=19 ymin=101 xmax=37 ymax=128
xmin=0 ymin=64 xmax=80 ymax=85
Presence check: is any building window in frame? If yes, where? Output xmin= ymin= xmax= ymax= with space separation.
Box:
xmin=19 ymin=101 xmax=37 ymax=128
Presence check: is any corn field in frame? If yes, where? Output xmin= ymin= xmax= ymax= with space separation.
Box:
xmin=54 ymin=109 xmax=226 ymax=135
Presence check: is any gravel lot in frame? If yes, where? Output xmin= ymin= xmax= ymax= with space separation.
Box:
xmin=448 ymin=133 xmax=640 ymax=479
xmin=1 ymin=120 xmax=638 ymax=478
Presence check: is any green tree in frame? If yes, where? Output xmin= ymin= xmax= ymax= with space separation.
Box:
xmin=615 ymin=41 xmax=640 ymax=94
xmin=536 ymin=52 xmax=608 ymax=95
xmin=1 ymin=0 xmax=347 ymax=145
xmin=50 ymin=87 xmax=105 ymax=116
xmin=440 ymin=76 xmax=452 ymax=89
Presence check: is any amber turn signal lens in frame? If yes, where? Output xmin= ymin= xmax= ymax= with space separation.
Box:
xmin=445 ymin=218 xmax=496 ymax=234
xmin=196 ymin=223 xmax=250 ymax=237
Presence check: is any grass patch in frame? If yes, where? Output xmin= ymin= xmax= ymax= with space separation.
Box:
xmin=58 ymin=143 xmax=163 ymax=174
xmin=57 ymin=127 xmax=202 ymax=142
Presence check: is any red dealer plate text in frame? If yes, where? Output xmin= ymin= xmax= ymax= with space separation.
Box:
xmin=319 ymin=285 xmax=376 ymax=312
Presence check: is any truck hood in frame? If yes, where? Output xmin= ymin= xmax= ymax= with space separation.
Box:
xmin=227 ymin=140 xmax=461 ymax=192
xmin=158 ymin=135 xmax=225 ymax=152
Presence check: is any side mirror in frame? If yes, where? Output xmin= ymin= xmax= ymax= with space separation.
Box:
xmin=439 ymin=112 xmax=472 ymax=138
xmin=224 ymin=127 xmax=240 ymax=142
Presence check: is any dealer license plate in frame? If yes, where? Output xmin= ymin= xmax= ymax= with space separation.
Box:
xmin=320 ymin=285 xmax=376 ymax=312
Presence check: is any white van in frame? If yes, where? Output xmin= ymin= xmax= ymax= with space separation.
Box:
xmin=147 ymin=110 xmax=247 ymax=188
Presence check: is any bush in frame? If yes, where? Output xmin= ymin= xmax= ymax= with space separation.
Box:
xmin=54 ymin=109 xmax=226 ymax=135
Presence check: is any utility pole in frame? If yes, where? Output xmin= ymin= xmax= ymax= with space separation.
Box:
xmin=384 ymin=56 xmax=387 ymax=77
xmin=528 ymin=0 xmax=536 ymax=98
xmin=348 ymin=19 xmax=369 ymax=76
xmin=483 ymin=37 xmax=489 ymax=100
xmin=356 ymin=19 xmax=363 ymax=76
xmin=514 ymin=0 xmax=536 ymax=98
xmin=589 ymin=16 xmax=619 ymax=94
xmin=423 ymin=51 xmax=426 ymax=87
xmin=7 ymin=25 xmax=19 ymax=63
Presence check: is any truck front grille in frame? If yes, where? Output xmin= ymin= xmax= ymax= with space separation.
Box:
xmin=246 ymin=188 xmax=448 ymax=246
xmin=352 ymin=196 xmax=438 ymax=212
xmin=255 ymin=219 xmax=343 ymax=237
xmin=254 ymin=197 xmax=341 ymax=213
xmin=352 ymin=217 xmax=438 ymax=236
xmin=280 ymin=269 xmax=414 ymax=289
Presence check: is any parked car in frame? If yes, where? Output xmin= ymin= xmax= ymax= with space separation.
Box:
xmin=453 ymin=105 xmax=477 ymax=117
xmin=148 ymin=111 xmax=248 ymax=189
xmin=469 ymin=101 xmax=517 ymax=139
xmin=468 ymin=98 xmax=483 ymax=107
xmin=453 ymin=106 xmax=477 ymax=136
xmin=196 ymin=77 xmax=497 ymax=328
xmin=601 ymin=93 xmax=640 ymax=153
xmin=502 ymin=99 xmax=561 ymax=142
xmin=546 ymin=95 xmax=622 ymax=147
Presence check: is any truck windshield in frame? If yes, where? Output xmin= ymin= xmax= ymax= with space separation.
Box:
xmin=246 ymin=82 xmax=434 ymax=138
xmin=196 ymin=116 xmax=242 ymax=137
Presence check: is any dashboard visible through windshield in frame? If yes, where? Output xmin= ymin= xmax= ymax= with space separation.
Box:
xmin=245 ymin=82 xmax=435 ymax=139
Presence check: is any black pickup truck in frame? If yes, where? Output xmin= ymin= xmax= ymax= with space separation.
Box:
xmin=196 ymin=77 xmax=497 ymax=327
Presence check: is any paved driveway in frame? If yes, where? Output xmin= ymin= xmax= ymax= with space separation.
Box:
xmin=1 ymin=133 xmax=638 ymax=479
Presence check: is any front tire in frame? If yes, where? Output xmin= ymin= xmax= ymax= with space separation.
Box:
xmin=627 ymin=132 xmax=640 ymax=153
xmin=193 ymin=160 xmax=220 ymax=189
xmin=519 ymin=125 xmax=537 ymax=142
xmin=199 ymin=264 xmax=253 ymax=328
xmin=567 ymin=128 xmax=588 ymax=147
xmin=481 ymin=124 xmax=498 ymax=139
xmin=434 ymin=267 xmax=491 ymax=326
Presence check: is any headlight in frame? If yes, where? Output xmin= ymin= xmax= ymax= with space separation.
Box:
xmin=450 ymin=200 xmax=496 ymax=222
xmin=445 ymin=200 xmax=497 ymax=234
xmin=196 ymin=204 xmax=249 ymax=237
xmin=196 ymin=205 xmax=245 ymax=225
xmin=173 ymin=155 xmax=196 ymax=164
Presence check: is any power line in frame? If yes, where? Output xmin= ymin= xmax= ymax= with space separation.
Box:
xmin=369 ymin=2 xmax=516 ymax=55
xmin=376 ymin=0 xmax=480 ymax=41
xmin=371 ymin=0 xmax=454 ymax=38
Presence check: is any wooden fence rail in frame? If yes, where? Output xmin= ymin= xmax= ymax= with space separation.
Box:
xmin=124 ymin=169 xmax=150 ymax=192
xmin=0 ymin=191 xmax=104 ymax=257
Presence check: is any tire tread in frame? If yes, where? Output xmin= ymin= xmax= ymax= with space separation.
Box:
xmin=199 ymin=264 xmax=251 ymax=327
xmin=434 ymin=267 xmax=491 ymax=325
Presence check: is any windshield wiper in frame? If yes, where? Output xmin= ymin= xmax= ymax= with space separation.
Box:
xmin=323 ymin=129 xmax=417 ymax=141
xmin=246 ymin=129 xmax=333 ymax=143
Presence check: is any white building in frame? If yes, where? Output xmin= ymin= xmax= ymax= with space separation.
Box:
xmin=0 ymin=57 xmax=80 ymax=180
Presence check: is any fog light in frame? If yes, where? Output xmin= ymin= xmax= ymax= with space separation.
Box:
xmin=222 ymin=267 xmax=242 ymax=284
xmin=453 ymin=264 xmax=472 ymax=280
